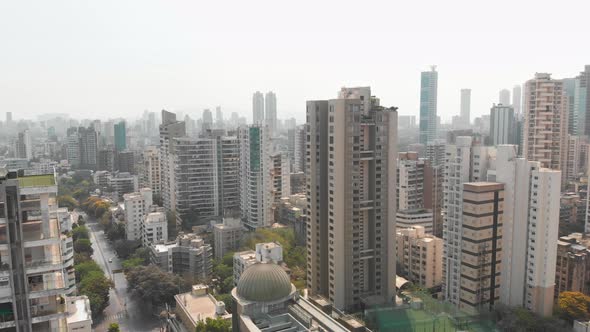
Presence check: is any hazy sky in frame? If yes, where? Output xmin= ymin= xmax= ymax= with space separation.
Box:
xmin=1 ymin=0 xmax=589 ymax=123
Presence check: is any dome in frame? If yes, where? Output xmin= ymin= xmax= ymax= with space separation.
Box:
xmin=236 ymin=263 xmax=292 ymax=302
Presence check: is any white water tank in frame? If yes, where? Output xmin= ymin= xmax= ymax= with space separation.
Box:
xmin=215 ymin=301 xmax=226 ymax=315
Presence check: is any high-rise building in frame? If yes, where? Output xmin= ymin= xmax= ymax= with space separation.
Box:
xmin=419 ymin=66 xmax=438 ymax=144
xmin=460 ymin=88 xmax=471 ymax=127
xmin=442 ymin=137 xmax=496 ymax=305
xmin=523 ymin=73 xmax=568 ymax=185
xmin=215 ymin=106 xmax=223 ymax=128
xmin=288 ymin=125 xmax=306 ymax=173
xmin=239 ymin=125 xmax=270 ymax=229
xmin=512 ymin=85 xmax=522 ymax=115
xmin=171 ymin=137 xmax=219 ymax=222
xmin=98 ymin=147 xmax=116 ymax=172
xmin=564 ymin=78 xmax=578 ymax=135
xmin=202 ymin=109 xmax=213 ymax=131
xmin=124 ymin=188 xmax=153 ymax=241
xmin=5 ymin=111 xmax=12 ymax=123
xmin=494 ymin=145 xmax=561 ymax=317
xmin=15 ymin=129 xmax=33 ymax=160
xmin=252 ymin=91 xmax=264 ymax=125
xmin=142 ymin=210 xmax=168 ymax=246
xmin=141 ymin=146 xmax=161 ymax=195
xmin=66 ymin=128 xmax=80 ymax=167
xmin=114 ymin=121 xmax=126 ymax=152
xmin=499 ymin=89 xmax=511 ymax=105
xmin=578 ymin=65 xmax=590 ymax=136
xmin=159 ymin=110 xmax=186 ymax=212
xmin=78 ymin=126 xmax=98 ymax=170
xmin=0 ymin=170 xmax=77 ymax=331
xmin=306 ymin=87 xmax=397 ymax=311
xmin=267 ymin=152 xmax=290 ymax=223
xmin=566 ymin=135 xmax=583 ymax=183
xmin=116 ymin=150 xmax=135 ymax=174
xmin=265 ymin=91 xmax=277 ymax=134
xmin=396 ymin=226 xmax=443 ymax=289
xmin=490 ymin=104 xmax=516 ymax=145
xmin=397 ymin=152 xmax=425 ymax=210
xmin=458 ymin=182 xmax=504 ymax=313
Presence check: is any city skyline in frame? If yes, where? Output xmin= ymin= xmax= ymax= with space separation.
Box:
xmin=2 ymin=1 xmax=589 ymax=122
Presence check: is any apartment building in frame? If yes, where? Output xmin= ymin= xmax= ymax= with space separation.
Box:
xmin=397 ymin=152 xmax=425 ymax=211
xmin=396 ymin=209 xmax=434 ymax=234
xmin=212 ymin=217 xmax=242 ymax=259
xmin=123 ymin=188 xmax=153 ymax=241
xmin=141 ymin=146 xmax=161 ymax=195
xmin=396 ymin=226 xmax=443 ymax=289
xmin=142 ymin=210 xmax=168 ymax=247
xmin=555 ymin=233 xmax=590 ymax=298
xmin=151 ymin=233 xmax=212 ymax=281
xmin=0 ymin=170 xmax=77 ymax=331
xmin=159 ymin=110 xmax=186 ymax=212
xmin=459 ymin=182 xmax=504 ymax=313
xmin=306 ymin=87 xmax=397 ymax=311
xmin=233 ymin=242 xmax=284 ymax=285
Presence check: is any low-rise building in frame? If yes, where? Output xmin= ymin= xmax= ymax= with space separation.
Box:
xmin=213 ymin=217 xmax=242 ymax=259
xmin=151 ymin=233 xmax=212 ymax=281
xmin=396 ymin=226 xmax=443 ymax=289
xmin=233 ymin=242 xmax=284 ymax=285
xmin=142 ymin=210 xmax=168 ymax=246
xmin=65 ymin=295 xmax=92 ymax=332
xmin=555 ymin=233 xmax=590 ymax=298
xmin=174 ymin=285 xmax=230 ymax=332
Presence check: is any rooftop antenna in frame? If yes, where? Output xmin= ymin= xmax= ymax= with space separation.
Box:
xmin=430 ymin=65 xmax=437 ymax=71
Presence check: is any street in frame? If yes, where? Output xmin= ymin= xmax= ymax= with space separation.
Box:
xmin=83 ymin=212 xmax=162 ymax=332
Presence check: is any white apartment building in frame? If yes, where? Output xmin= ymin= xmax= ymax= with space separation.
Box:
xmin=142 ymin=146 xmax=161 ymax=195
xmin=159 ymin=110 xmax=186 ymax=212
xmin=396 ymin=226 xmax=443 ymax=289
xmin=239 ymin=125 xmax=271 ymax=230
xmin=397 ymin=152 xmax=425 ymax=211
xmin=65 ymin=295 xmax=92 ymax=332
xmin=123 ymin=188 xmax=153 ymax=241
xmin=442 ymin=137 xmax=496 ymax=305
xmin=233 ymin=242 xmax=284 ymax=284
xmin=142 ymin=210 xmax=167 ymax=246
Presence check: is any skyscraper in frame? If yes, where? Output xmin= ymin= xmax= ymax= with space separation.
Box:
xmin=15 ymin=129 xmax=32 ymax=160
xmin=419 ymin=66 xmax=438 ymax=144
xmin=202 ymin=109 xmax=213 ymax=132
xmin=239 ymin=125 xmax=270 ymax=229
xmin=265 ymin=91 xmax=277 ymax=134
xmin=306 ymin=87 xmax=397 ymax=311
xmin=523 ymin=73 xmax=568 ymax=185
xmin=579 ymin=65 xmax=590 ymax=136
xmin=5 ymin=111 xmax=12 ymax=123
xmin=114 ymin=121 xmax=126 ymax=151
xmin=460 ymin=88 xmax=471 ymax=127
xmin=512 ymin=85 xmax=522 ymax=115
xmin=458 ymin=182 xmax=504 ymax=313
xmin=142 ymin=146 xmax=161 ymax=195
xmin=495 ymin=145 xmax=561 ymax=317
xmin=78 ymin=126 xmax=98 ymax=170
xmin=159 ymin=110 xmax=186 ymax=212
xmin=215 ymin=106 xmax=223 ymax=128
xmin=499 ymin=89 xmax=511 ymax=105
xmin=252 ymin=91 xmax=264 ymax=125
xmin=490 ymin=104 xmax=516 ymax=145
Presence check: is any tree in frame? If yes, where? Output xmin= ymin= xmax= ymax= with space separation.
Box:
xmin=77 ymin=215 xmax=86 ymax=226
xmin=74 ymin=239 xmax=93 ymax=255
xmin=126 ymin=265 xmax=189 ymax=305
xmin=195 ymin=317 xmax=231 ymax=332
xmin=113 ymin=240 xmax=140 ymax=259
xmin=220 ymin=276 xmax=234 ymax=294
xmin=122 ymin=257 xmax=144 ymax=272
xmin=79 ymin=270 xmax=111 ymax=315
xmin=107 ymin=323 xmax=120 ymax=332
xmin=558 ymin=291 xmax=590 ymax=322
xmin=216 ymin=293 xmax=233 ymax=313
xmin=213 ymin=263 xmax=233 ymax=281
xmin=74 ymin=260 xmax=102 ymax=281
xmin=58 ymin=195 xmax=78 ymax=211
xmin=106 ymin=222 xmax=126 ymax=241
xmin=72 ymin=226 xmax=89 ymax=241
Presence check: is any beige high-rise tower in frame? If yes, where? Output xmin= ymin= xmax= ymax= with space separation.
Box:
xmin=306 ymin=87 xmax=398 ymax=311
xmin=523 ymin=73 xmax=568 ymax=185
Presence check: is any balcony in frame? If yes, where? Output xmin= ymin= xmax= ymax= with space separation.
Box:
xmin=23 ymin=219 xmax=60 ymax=247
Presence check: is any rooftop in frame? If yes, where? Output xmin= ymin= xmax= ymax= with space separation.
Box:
xmin=66 ymin=296 xmax=92 ymax=324
xmin=18 ymin=174 xmax=56 ymax=188
xmin=175 ymin=286 xmax=228 ymax=326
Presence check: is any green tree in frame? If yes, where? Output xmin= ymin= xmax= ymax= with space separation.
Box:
xmin=122 ymin=257 xmax=144 ymax=272
xmin=106 ymin=222 xmax=126 ymax=241
xmin=58 ymin=195 xmax=78 ymax=210
xmin=74 ymin=238 xmax=93 ymax=255
xmin=79 ymin=271 xmax=111 ymax=315
xmin=72 ymin=226 xmax=89 ymax=241
xmin=213 ymin=263 xmax=233 ymax=281
xmin=126 ymin=265 xmax=189 ymax=305
xmin=216 ymin=293 xmax=233 ymax=313
xmin=195 ymin=317 xmax=231 ymax=332
xmin=107 ymin=323 xmax=120 ymax=332
xmin=220 ymin=276 xmax=234 ymax=294
xmin=113 ymin=240 xmax=140 ymax=259
xmin=74 ymin=260 xmax=102 ymax=280
xmin=558 ymin=291 xmax=590 ymax=322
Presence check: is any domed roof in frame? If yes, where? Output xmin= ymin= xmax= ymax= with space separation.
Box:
xmin=236 ymin=263 xmax=292 ymax=302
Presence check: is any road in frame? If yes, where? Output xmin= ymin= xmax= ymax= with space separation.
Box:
xmin=83 ymin=213 xmax=162 ymax=332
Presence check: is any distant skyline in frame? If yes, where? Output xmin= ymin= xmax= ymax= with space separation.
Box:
xmin=1 ymin=0 xmax=589 ymax=123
